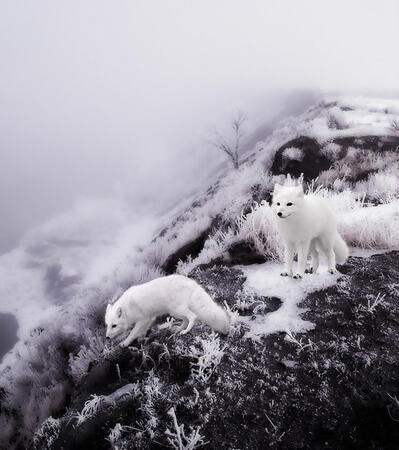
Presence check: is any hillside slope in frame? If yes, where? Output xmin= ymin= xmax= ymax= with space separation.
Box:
xmin=1 ymin=96 xmax=399 ymax=449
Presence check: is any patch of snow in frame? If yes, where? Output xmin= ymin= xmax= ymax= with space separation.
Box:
xmin=240 ymin=261 xmax=339 ymax=339
xmin=283 ymin=147 xmax=303 ymax=161
xmin=330 ymin=96 xmax=399 ymax=116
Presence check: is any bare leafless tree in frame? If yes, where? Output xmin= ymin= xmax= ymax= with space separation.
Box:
xmin=210 ymin=111 xmax=246 ymax=169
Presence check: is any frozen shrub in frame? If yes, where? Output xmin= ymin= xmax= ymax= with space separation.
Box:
xmin=340 ymin=202 xmax=399 ymax=249
xmin=319 ymin=148 xmax=398 ymax=186
xmin=107 ymin=423 xmax=135 ymax=449
xmin=235 ymin=201 xmax=282 ymax=260
xmin=33 ymin=416 xmax=61 ymax=450
xmin=68 ymin=330 xmax=109 ymax=382
xmin=354 ymin=170 xmax=399 ymax=203
xmin=189 ymin=333 xmax=226 ymax=383
xmin=165 ymin=407 xmax=207 ymax=450
xmin=74 ymin=394 xmax=106 ymax=426
xmin=320 ymin=142 xmax=341 ymax=160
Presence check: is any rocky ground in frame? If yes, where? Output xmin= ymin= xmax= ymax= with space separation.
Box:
xmin=2 ymin=98 xmax=399 ymax=449
xmin=37 ymin=251 xmax=399 ymax=449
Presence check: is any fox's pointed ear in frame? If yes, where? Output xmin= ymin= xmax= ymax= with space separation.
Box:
xmin=106 ymin=303 xmax=111 ymax=312
xmin=295 ymin=185 xmax=304 ymax=197
xmin=116 ymin=307 xmax=122 ymax=318
xmin=273 ymin=183 xmax=282 ymax=194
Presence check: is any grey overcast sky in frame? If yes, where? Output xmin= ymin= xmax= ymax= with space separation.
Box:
xmin=0 ymin=0 xmax=398 ymax=252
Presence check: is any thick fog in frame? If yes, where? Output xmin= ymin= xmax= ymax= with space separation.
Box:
xmin=1 ymin=0 xmax=398 ymax=253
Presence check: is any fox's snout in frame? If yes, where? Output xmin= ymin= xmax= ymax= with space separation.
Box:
xmin=277 ymin=212 xmax=283 ymax=217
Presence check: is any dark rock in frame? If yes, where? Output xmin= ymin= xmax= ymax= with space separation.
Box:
xmin=162 ymin=228 xmax=210 ymax=274
xmin=228 ymin=241 xmax=267 ymax=265
xmin=334 ymin=135 xmax=399 ymax=153
xmin=271 ymin=136 xmax=332 ymax=181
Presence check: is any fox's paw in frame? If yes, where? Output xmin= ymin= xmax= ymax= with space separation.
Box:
xmin=328 ymin=268 xmax=337 ymax=274
xmin=293 ymin=273 xmax=303 ymax=280
xmin=119 ymin=339 xmax=131 ymax=348
xmin=280 ymin=271 xmax=292 ymax=277
xmin=305 ymin=267 xmax=313 ymax=274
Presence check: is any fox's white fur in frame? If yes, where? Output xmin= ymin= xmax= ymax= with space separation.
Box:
xmin=272 ymin=184 xmax=349 ymax=279
xmin=105 ymin=274 xmax=230 ymax=347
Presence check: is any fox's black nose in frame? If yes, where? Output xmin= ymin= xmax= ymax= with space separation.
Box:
xmin=106 ymin=336 xmax=110 ymax=341
xmin=277 ymin=212 xmax=282 ymax=217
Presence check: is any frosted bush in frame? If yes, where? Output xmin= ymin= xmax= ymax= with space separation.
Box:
xmin=75 ymin=394 xmax=106 ymax=426
xmin=177 ymin=200 xmax=283 ymax=274
xmin=235 ymin=201 xmax=282 ymax=260
xmin=165 ymin=407 xmax=207 ymax=450
xmin=68 ymin=330 xmax=108 ymax=382
xmin=107 ymin=423 xmax=135 ymax=449
xmin=321 ymin=142 xmax=341 ymax=160
xmin=319 ymin=148 xmax=398 ymax=188
xmin=33 ymin=416 xmax=61 ymax=450
xmin=340 ymin=202 xmax=399 ymax=249
xmin=354 ymin=171 xmax=399 ymax=203
xmin=189 ymin=333 xmax=226 ymax=382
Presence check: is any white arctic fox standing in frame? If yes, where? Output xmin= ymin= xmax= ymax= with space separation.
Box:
xmin=272 ymin=184 xmax=349 ymax=279
xmin=105 ymin=274 xmax=230 ymax=347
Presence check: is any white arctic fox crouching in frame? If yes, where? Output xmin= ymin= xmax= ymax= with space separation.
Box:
xmin=272 ymin=184 xmax=349 ymax=279
xmin=105 ymin=275 xmax=230 ymax=347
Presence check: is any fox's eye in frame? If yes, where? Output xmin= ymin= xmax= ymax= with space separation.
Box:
xmin=276 ymin=202 xmax=280 ymax=206
xmin=112 ymin=324 xmax=117 ymax=328
xmin=287 ymin=202 xmax=293 ymax=206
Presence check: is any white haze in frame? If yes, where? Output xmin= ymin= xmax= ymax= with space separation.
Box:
xmin=0 ymin=0 xmax=398 ymax=252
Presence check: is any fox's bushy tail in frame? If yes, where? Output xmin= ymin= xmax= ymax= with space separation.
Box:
xmin=192 ymin=287 xmax=230 ymax=334
xmin=334 ymin=233 xmax=349 ymax=264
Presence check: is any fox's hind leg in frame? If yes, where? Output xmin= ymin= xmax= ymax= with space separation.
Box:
xmin=305 ymin=240 xmax=319 ymax=274
xmin=319 ymin=236 xmax=336 ymax=274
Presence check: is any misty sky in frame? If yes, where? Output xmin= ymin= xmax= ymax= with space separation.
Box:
xmin=0 ymin=0 xmax=398 ymax=253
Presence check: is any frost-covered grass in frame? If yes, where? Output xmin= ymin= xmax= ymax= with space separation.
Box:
xmin=340 ymin=201 xmax=399 ymax=249
xmin=165 ymin=407 xmax=207 ymax=450
xmin=68 ymin=330 xmax=111 ymax=382
xmin=1 ymin=95 xmax=399 ymax=448
xmin=33 ymin=416 xmax=61 ymax=450
xmin=189 ymin=333 xmax=226 ymax=383
xmin=74 ymin=394 xmax=106 ymax=426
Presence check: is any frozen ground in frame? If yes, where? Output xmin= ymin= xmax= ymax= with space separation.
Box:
xmin=1 ymin=96 xmax=399 ymax=448
xmin=241 ymin=261 xmax=339 ymax=338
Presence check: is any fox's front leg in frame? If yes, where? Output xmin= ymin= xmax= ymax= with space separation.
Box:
xmin=281 ymin=242 xmax=294 ymax=277
xmin=293 ymin=240 xmax=310 ymax=279
xmin=326 ymin=247 xmax=337 ymax=274
xmin=120 ymin=319 xmax=152 ymax=348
